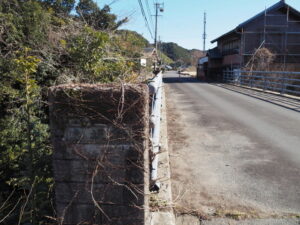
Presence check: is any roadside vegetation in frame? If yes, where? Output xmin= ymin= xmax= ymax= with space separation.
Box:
xmin=0 ymin=0 xmax=150 ymax=224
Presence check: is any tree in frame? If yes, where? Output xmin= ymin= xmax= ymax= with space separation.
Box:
xmin=21 ymin=1 xmax=51 ymax=46
xmin=0 ymin=49 xmax=53 ymax=224
xmin=0 ymin=0 xmax=152 ymax=222
xmin=76 ymin=0 xmax=127 ymax=30
xmin=76 ymin=0 xmax=99 ymax=20
xmin=41 ymin=0 xmax=76 ymax=14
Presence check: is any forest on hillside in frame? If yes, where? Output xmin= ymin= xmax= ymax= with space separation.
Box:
xmin=0 ymin=0 xmax=150 ymax=224
xmin=160 ymin=42 xmax=204 ymax=68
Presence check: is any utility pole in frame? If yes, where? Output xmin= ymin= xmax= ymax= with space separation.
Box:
xmin=158 ymin=36 xmax=162 ymax=64
xmin=153 ymin=2 xmax=164 ymax=71
xmin=203 ymin=12 xmax=207 ymax=52
xmin=154 ymin=2 xmax=164 ymax=50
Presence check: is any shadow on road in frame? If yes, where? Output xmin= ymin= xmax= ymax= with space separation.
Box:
xmin=163 ymin=76 xmax=201 ymax=83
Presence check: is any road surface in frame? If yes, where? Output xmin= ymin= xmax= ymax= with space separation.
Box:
xmin=164 ymin=71 xmax=300 ymax=224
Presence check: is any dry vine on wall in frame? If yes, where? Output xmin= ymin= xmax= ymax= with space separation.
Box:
xmin=49 ymin=83 xmax=150 ymax=225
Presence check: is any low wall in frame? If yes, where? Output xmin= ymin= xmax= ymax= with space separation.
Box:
xmin=49 ymin=84 xmax=150 ymax=225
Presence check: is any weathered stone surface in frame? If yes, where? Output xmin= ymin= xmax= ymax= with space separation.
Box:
xmin=53 ymin=144 xmax=142 ymax=162
xmin=53 ymin=159 xmax=144 ymax=184
xmin=55 ymin=182 xmax=145 ymax=205
xmin=49 ymin=84 xmax=150 ymax=225
xmin=63 ymin=125 xmax=108 ymax=143
xmin=56 ymin=203 xmax=102 ymax=224
xmin=57 ymin=203 xmax=145 ymax=225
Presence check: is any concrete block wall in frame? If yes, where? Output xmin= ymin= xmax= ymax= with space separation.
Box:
xmin=49 ymin=84 xmax=150 ymax=225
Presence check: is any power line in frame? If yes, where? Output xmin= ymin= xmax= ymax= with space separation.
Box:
xmin=138 ymin=0 xmax=154 ymax=39
xmin=108 ymin=0 xmax=121 ymax=6
xmin=145 ymin=0 xmax=154 ymax=30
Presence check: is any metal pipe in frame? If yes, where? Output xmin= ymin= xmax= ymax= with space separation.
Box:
xmin=148 ymin=72 xmax=162 ymax=94
xmin=148 ymin=72 xmax=163 ymax=192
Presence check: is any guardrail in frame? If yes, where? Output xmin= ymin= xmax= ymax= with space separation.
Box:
xmin=148 ymin=72 xmax=163 ymax=191
xmin=223 ymin=70 xmax=300 ymax=96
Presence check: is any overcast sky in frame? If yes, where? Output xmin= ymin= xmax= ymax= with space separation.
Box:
xmin=95 ymin=0 xmax=300 ymax=50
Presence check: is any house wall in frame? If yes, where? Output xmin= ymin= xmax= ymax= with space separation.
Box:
xmin=208 ymin=59 xmax=222 ymax=69
xmin=242 ymin=7 xmax=300 ymax=64
xmin=209 ymin=3 xmax=300 ymax=81
xmin=222 ymin=54 xmax=242 ymax=67
xmin=216 ymin=6 xmax=300 ymax=69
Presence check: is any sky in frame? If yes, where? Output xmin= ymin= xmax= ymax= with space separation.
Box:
xmin=95 ymin=0 xmax=300 ymax=50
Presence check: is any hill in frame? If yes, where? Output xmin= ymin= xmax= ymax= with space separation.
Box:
xmin=159 ymin=50 xmax=174 ymax=64
xmin=116 ymin=29 xmax=150 ymax=47
xmin=160 ymin=42 xmax=204 ymax=67
xmin=191 ymin=49 xmax=206 ymax=66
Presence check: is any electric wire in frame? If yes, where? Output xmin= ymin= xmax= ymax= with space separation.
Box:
xmin=145 ymin=0 xmax=154 ymax=30
xmin=137 ymin=0 xmax=154 ymax=39
xmin=108 ymin=0 xmax=121 ymax=6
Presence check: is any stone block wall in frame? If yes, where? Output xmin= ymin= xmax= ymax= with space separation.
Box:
xmin=49 ymin=84 xmax=149 ymax=225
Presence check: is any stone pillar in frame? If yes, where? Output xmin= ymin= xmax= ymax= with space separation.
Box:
xmin=49 ymin=84 xmax=149 ymax=225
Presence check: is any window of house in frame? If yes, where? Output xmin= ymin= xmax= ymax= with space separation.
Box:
xmin=223 ymin=40 xmax=240 ymax=52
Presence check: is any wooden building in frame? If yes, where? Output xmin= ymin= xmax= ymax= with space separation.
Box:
xmin=196 ymin=57 xmax=208 ymax=81
xmin=204 ymin=0 xmax=300 ymax=81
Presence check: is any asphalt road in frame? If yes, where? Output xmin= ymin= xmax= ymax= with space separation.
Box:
xmin=164 ymin=71 xmax=300 ymax=223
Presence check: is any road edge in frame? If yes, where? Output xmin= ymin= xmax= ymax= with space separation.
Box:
xmin=147 ymin=83 xmax=176 ymax=225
